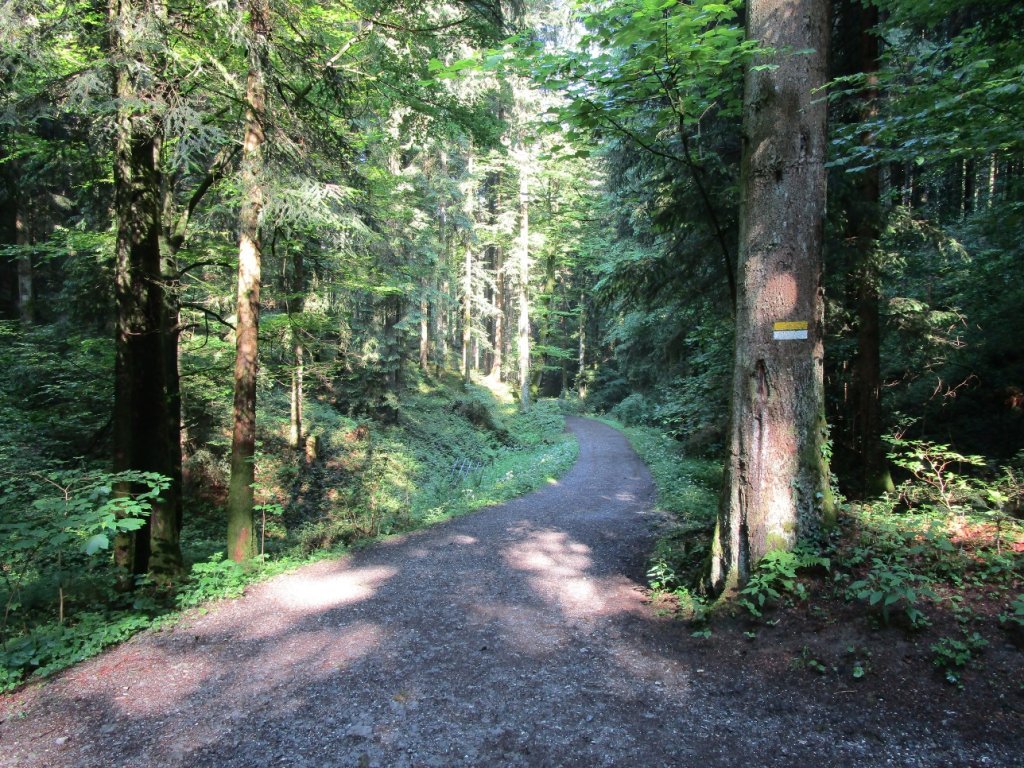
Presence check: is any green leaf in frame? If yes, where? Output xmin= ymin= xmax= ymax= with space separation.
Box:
xmin=84 ymin=533 xmax=109 ymax=555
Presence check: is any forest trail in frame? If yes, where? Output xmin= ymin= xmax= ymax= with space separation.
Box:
xmin=0 ymin=417 xmax=1017 ymax=767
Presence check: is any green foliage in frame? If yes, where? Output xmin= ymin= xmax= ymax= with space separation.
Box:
xmin=1000 ymin=594 xmax=1024 ymax=630
xmin=794 ymin=646 xmax=829 ymax=675
xmin=832 ymin=0 xmax=1024 ymax=166
xmin=606 ymin=421 xmax=720 ymax=616
xmin=0 ymin=470 xmax=169 ymax=691
xmin=846 ymin=557 xmax=933 ymax=628
xmin=0 ymin=611 xmax=153 ymax=692
xmin=175 ymin=553 xmax=249 ymax=609
xmin=931 ymin=632 xmax=988 ymax=685
xmin=608 ymin=392 xmax=656 ymax=427
xmin=887 ymin=437 xmax=986 ymax=516
xmin=739 ymin=548 xmax=830 ymax=619
xmin=0 ymin=470 xmax=168 ymax=619
xmin=0 ymin=322 xmax=114 ymax=464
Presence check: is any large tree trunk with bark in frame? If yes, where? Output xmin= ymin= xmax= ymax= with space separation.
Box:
xmin=839 ymin=0 xmax=893 ymax=498
xmin=710 ymin=0 xmax=834 ymax=595
xmin=110 ymin=0 xmax=182 ymax=578
xmin=227 ymin=0 xmax=269 ymax=563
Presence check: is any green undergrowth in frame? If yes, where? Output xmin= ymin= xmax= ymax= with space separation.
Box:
xmin=0 ymin=380 xmax=576 ymax=693
xmin=598 ymin=418 xmax=721 ymax=617
xmin=607 ymin=419 xmax=1022 ymax=686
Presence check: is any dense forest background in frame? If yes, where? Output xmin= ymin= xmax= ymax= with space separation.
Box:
xmin=1 ymin=0 xmax=1021 ymax=690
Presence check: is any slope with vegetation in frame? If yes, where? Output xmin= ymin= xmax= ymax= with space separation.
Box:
xmin=0 ymin=0 xmax=1020 ymax=698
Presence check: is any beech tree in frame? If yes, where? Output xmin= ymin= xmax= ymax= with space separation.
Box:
xmin=709 ymin=0 xmax=834 ymax=593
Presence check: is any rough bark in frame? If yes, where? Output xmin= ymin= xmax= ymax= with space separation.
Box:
xmin=491 ymin=243 xmax=505 ymax=380
xmin=289 ymin=249 xmax=305 ymax=451
xmin=227 ymin=0 xmax=269 ymax=563
xmin=710 ymin=0 xmax=833 ymax=594
xmin=419 ymin=282 xmax=430 ymax=373
xmin=110 ymin=0 xmax=182 ymax=578
xmin=843 ymin=0 xmax=894 ymax=498
xmin=516 ymin=150 xmax=531 ymax=413
xmin=462 ymin=151 xmax=475 ymax=387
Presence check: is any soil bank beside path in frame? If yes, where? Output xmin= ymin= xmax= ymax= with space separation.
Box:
xmin=1 ymin=417 xmax=1020 ymax=767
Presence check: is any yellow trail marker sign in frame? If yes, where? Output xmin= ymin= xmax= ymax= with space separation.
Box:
xmin=773 ymin=320 xmax=809 ymax=341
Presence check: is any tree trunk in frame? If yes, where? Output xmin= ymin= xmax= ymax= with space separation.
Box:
xmin=110 ymin=0 xmax=181 ymax=578
xmin=532 ymin=251 xmax=557 ymax=392
xmin=516 ymin=148 xmax=531 ymax=412
xmin=577 ymin=292 xmax=587 ymax=397
xmin=462 ymin=150 xmax=475 ymax=386
xmin=419 ymin=281 xmax=430 ymax=373
xmin=491 ymin=244 xmax=505 ymax=380
xmin=463 ymin=241 xmax=472 ymax=385
xmin=14 ymin=209 xmax=33 ymax=323
xmin=710 ymin=0 xmax=833 ymax=595
xmin=227 ymin=0 xmax=269 ymax=563
xmin=843 ymin=0 xmax=894 ymax=498
xmin=289 ymin=249 xmax=305 ymax=450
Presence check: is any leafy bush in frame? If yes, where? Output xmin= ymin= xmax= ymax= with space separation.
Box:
xmin=0 ymin=469 xmax=169 ymax=691
xmin=846 ymin=557 xmax=934 ymax=628
xmin=739 ymin=547 xmax=830 ymax=618
xmin=606 ymin=421 xmax=721 ymax=608
xmin=0 ymin=470 xmax=169 ymax=629
xmin=931 ymin=632 xmax=988 ymax=685
xmin=608 ymin=392 xmax=656 ymax=427
xmin=175 ymin=553 xmax=249 ymax=608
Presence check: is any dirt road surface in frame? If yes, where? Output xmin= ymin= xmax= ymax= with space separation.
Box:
xmin=1 ymin=418 xmax=1020 ymax=767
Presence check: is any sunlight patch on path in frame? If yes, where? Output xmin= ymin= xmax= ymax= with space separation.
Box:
xmin=502 ymin=528 xmax=645 ymax=621
xmin=262 ymin=565 xmax=397 ymax=615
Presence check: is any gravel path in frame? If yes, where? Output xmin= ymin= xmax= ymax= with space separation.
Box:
xmin=1 ymin=417 xmax=1020 ymax=767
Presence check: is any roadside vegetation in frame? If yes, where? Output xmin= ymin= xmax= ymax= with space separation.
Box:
xmin=608 ymin=418 xmax=1023 ymax=688
xmin=0 ymin=370 xmax=576 ymax=693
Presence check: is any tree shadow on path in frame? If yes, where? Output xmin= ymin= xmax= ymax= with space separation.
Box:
xmin=0 ymin=419 xmax=1019 ymax=767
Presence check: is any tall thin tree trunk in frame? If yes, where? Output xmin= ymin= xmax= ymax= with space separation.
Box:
xmin=491 ymin=244 xmax=505 ymax=380
xmin=227 ymin=0 xmax=269 ymax=563
xmin=517 ymin=149 xmax=531 ymax=412
xmin=289 ymin=249 xmax=305 ymax=450
xmin=440 ymin=279 xmax=450 ymax=368
xmin=962 ymin=159 xmax=975 ymax=215
xmin=987 ymin=153 xmax=998 ymax=206
xmin=14 ymin=209 xmax=32 ymax=323
xmin=710 ymin=0 xmax=833 ymax=595
xmin=462 ymin=242 xmax=472 ymax=385
xmin=844 ymin=0 xmax=894 ymax=498
xmin=462 ymin=150 xmax=475 ymax=386
xmin=577 ymin=292 xmax=587 ymax=397
xmin=532 ymin=251 xmax=557 ymax=392
xmin=419 ymin=281 xmax=430 ymax=373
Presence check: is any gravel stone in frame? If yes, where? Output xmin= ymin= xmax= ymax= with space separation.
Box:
xmin=0 ymin=418 xmax=1019 ymax=767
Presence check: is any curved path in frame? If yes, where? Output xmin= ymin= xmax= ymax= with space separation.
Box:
xmin=0 ymin=418 xmax=1018 ymax=767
